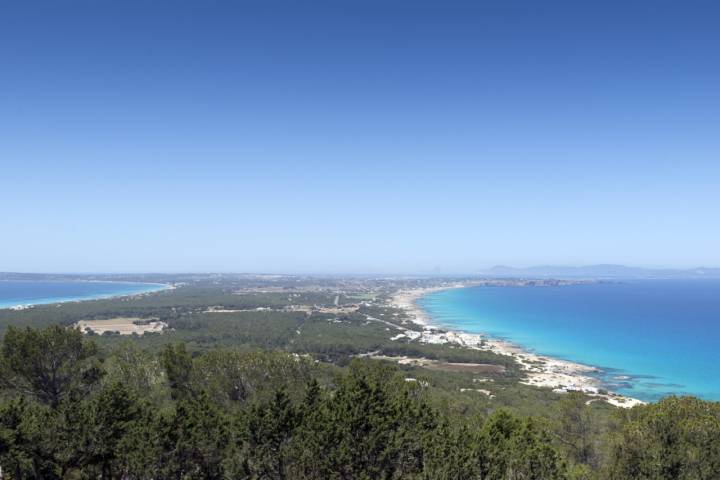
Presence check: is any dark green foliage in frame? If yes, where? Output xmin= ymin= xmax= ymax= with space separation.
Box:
xmin=161 ymin=343 xmax=193 ymax=401
xmin=246 ymin=389 xmax=298 ymax=478
xmin=0 ymin=381 xmax=145 ymax=479
xmin=1 ymin=325 xmax=719 ymax=479
xmin=422 ymin=421 xmax=478 ymax=479
xmin=474 ymin=411 xmax=568 ymax=480
xmin=607 ymin=396 xmax=720 ymax=479
xmin=554 ymin=392 xmax=598 ymax=468
xmin=156 ymin=391 xmax=233 ymax=479
xmin=82 ymin=382 xmax=143 ymax=478
xmin=293 ymin=360 xmax=436 ymax=479
xmin=0 ymin=398 xmax=57 ymax=479
xmin=0 ymin=325 xmax=101 ymax=407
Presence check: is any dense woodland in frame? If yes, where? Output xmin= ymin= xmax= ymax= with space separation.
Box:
xmin=0 ymin=279 xmax=719 ymax=479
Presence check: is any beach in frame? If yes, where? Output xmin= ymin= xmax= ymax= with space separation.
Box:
xmin=391 ymin=286 xmax=645 ymax=408
xmin=0 ymin=280 xmax=172 ymax=310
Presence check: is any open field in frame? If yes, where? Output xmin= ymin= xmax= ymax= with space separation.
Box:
xmin=75 ymin=317 xmax=167 ymax=335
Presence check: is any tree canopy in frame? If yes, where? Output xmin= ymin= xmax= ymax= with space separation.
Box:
xmin=0 ymin=325 xmax=719 ymax=479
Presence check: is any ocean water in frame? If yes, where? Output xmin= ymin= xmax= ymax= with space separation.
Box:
xmin=418 ymin=280 xmax=720 ymax=402
xmin=0 ymin=280 xmax=167 ymax=309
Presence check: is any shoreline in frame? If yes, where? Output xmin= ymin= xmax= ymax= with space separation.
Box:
xmin=391 ymin=285 xmax=645 ymax=409
xmin=0 ymin=281 xmax=172 ymax=311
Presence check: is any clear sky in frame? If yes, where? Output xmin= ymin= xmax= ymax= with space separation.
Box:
xmin=1 ymin=0 xmax=719 ymax=274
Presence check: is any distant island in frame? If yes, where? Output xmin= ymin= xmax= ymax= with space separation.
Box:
xmin=479 ymin=264 xmax=720 ymax=279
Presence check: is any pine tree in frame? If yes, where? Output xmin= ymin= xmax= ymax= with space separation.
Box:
xmin=246 ymin=389 xmax=298 ymax=479
xmin=0 ymin=325 xmax=101 ymax=407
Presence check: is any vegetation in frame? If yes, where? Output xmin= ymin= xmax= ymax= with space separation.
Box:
xmin=1 ymin=279 xmax=719 ymax=478
xmin=0 ymin=325 xmax=717 ymax=479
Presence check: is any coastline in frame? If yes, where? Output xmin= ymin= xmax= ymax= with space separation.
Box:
xmin=0 ymin=281 xmax=172 ymax=311
xmin=391 ymin=285 xmax=645 ymax=408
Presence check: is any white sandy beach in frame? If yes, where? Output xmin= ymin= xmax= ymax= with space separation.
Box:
xmin=390 ymin=286 xmax=645 ymax=408
xmin=0 ymin=282 xmax=174 ymax=311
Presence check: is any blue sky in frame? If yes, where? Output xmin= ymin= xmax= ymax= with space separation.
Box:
xmin=1 ymin=0 xmax=719 ymax=273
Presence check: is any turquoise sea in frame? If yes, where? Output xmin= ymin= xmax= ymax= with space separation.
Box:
xmin=418 ymin=280 xmax=720 ymax=402
xmin=0 ymin=280 xmax=167 ymax=309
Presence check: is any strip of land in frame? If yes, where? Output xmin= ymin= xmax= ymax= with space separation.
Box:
xmin=390 ymin=286 xmax=645 ymax=408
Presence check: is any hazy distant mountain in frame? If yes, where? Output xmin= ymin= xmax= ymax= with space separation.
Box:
xmin=483 ymin=264 xmax=720 ymax=279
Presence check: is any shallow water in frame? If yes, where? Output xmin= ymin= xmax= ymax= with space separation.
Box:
xmin=418 ymin=280 xmax=720 ymax=401
xmin=0 ymin=280 xmax=166 ymax=309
